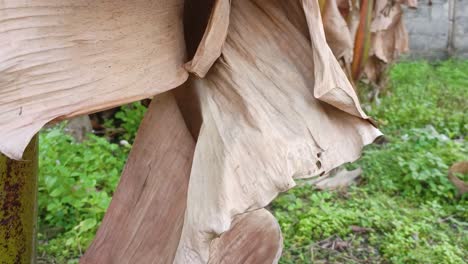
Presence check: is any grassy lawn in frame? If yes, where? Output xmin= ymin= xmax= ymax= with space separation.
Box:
xmin=37 ymin=61 xmax=467 ymax=263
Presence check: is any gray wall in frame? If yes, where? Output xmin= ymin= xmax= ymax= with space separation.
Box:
xmin=404 ymin=0 xmax=467 ymax=59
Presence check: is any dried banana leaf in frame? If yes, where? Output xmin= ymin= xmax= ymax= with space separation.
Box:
xmin=185 ymin=0 xmax=230 ymax=78
xmin=81 ymin=92 xmax=194 ymax=263
xmin=322 ymin=0 xmax=413 ymax=83
xmin=402 ymin=0 xmax=418 ymax=8
xmin=81 ymin=93 xmax=284 ymax=264
xmin=208 ymin=209 xmax=283 ymax=264
xmin=448 ymin=161 xmax=468 ymax=196
xmin=174 ymin=0 xmax=381 ymax=262
xmin=322 ymin=0 xmax=354 ymax=63
xmin=0 ymin=1 xmax=395 ymax=263
xmin=0 ymin=0 xmax=187 ymax=159
xmin=370 ymin=0 xmax=409 ymax=63
xmin=363 ymin=0 xmax=409 ymax=83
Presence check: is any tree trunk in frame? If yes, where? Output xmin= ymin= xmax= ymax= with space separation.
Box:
xmin=0 ymin=135 xmax=38 ymax=264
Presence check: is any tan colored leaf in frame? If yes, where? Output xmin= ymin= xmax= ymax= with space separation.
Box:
xmin=370 ymin=0 xmax=408 ymax=63
xmin=302 ymin=0 xmax=369 ymax=118
xmin=350 ymin=225 xmax=373 ymax=233
xmin=185 ymin=0 xmax=230 ymax=78
xmin=371 ymin=0 xmax=397 ymax=32
xmin=363 ymin=56 xmax=387 ymax=86
xmin=448 ymin=161 xmax=468 ymax=196
xmin=345 ymin=0 xmax=361 ymax=43
xmin=401 ymin=0 xmax=418 ymax=8
xmin=208 ymin=209 xmax=283 ymax=264
xmin=81 ymin=92 xmax=194 ymax=263
xmin=363 ymin=0 xmax=409 ymax=83
xmin=174 ymin=0 xmax=381 ymax=262
xmin=322 ymin=0 xmax=354 ymax=63
xmin=0 ymin=0 xmax=187 ymax=159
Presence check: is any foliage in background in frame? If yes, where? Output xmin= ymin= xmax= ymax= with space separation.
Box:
xmin=104 ymin=102 xmax=147 ymax=143
xmin=37 ymin=109 xmax=144 ymax=262
xmin=38 ymin=61 xmax=467 ymax=263
xmin=273 ymin=60 xmax=467 ymax=263
xmin=274 ymin=188 xmax=467 ymax=264
xmin=360 ymin=60 xmax=467 ymax=201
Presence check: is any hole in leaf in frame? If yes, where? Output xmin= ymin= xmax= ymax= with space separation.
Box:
xmin=316 ymin=160 xmax=322 ymax=169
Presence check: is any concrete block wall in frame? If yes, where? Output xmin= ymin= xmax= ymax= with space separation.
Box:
xmin=404 ymin=0 xmax=467 ymax=59
xmin=453 ymin=0 xmax=468 ymax=57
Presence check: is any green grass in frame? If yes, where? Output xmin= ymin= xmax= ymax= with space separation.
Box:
xmin=273 ymin=60 xmax=468 ymax=263
xmin=37 ymin=104 xmax=144 ymax=263
xmin=37 ymin=61 xmax=467 ymax=263
xmin=38 ymin=129 xmax=129 ymax=263
xmin=274 ymin=189 xmax=467 ymax=264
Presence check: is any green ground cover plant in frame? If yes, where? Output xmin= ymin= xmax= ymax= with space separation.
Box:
xmin=274 ymin=60 xmax=467 ymax=263
xmin=37 ymin=104 xmax=145 ymax=263
xmin=37 ymin=60 xmax=467 ymax=263
xmin=38 ymin=128 xmax=129 ymax=263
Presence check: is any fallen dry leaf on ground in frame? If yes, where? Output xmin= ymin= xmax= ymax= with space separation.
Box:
xmin=315 ymin=167 xmax=362 ymax=190
xmin=448 ymin=161 xmax=468 ymax=196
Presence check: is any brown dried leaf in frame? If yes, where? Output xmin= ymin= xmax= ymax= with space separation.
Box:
xmin=302 ymin=0 xmax=371 ymax=119
xmin=448 ymin=161 xmax=468 ymax=196
xmin=185 ymin=0 xmax=230 ymax=78
xmin=0 ymin=0 xmax=187 ymax=159
xmin=322 ymin=0 xmax=354 ymax=63
xmin=401 ymin=0 xmax=418 ymax=8
xmin=350 ymin=225 xmax=373 ymax=233
xmin=208 ymin=209 xmax=283 ymax=264
xmin=80 ymin=92 xmax=194 ymax=264
xmin=174 ymin=0 xmax=381 ymax=262
xmin=370 ymin=0 xmax=408 ymax=63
